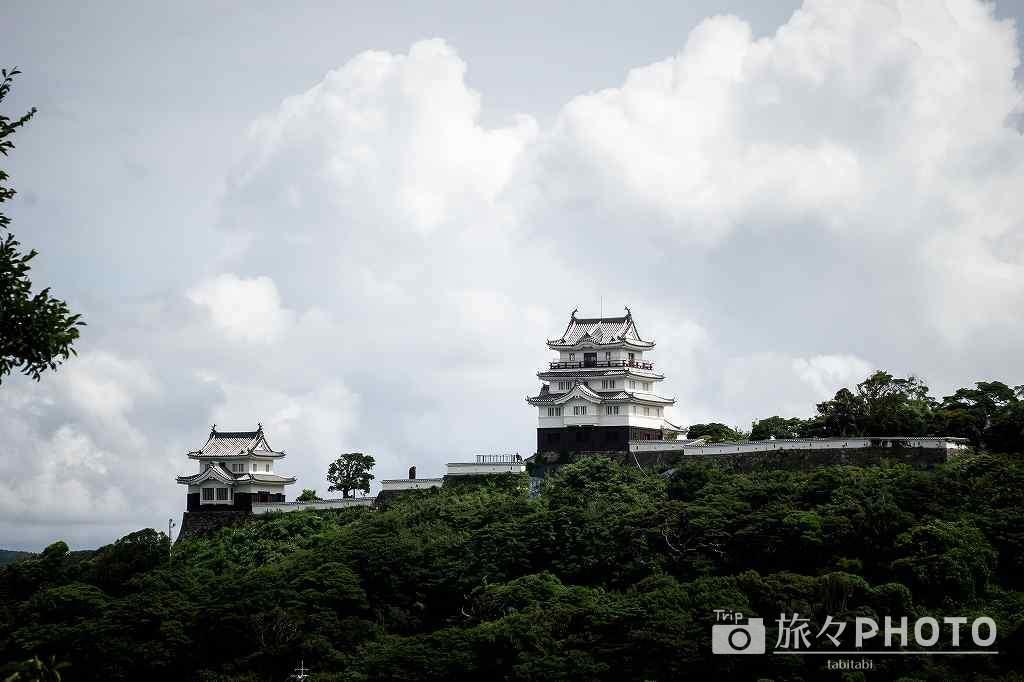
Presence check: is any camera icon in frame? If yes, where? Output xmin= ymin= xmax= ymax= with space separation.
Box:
xmin=712 ymin=618 xmax=766 ymax=655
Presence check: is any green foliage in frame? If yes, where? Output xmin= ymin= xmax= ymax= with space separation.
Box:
xmin=0 ymin=68 xmax=83 ymax=384
xmin=90 ymin=529 xmax=169 ymax=594
xmin=685 ymin=422 xmax=748 ymax=442
xmin=326 ymin=452 xmax=375 ymax=498
xmin=1 ymin=655 xmax=68 ymax=682
xmin=739 ymin=370 xmax=1024 ymax=454
xmin=296 ymin=489 xmax=321 ymax=502
xmin=3 ymin=457 xmax=1024 ymax=679
xmin=750 ymin=415 xmax=805 ymax=440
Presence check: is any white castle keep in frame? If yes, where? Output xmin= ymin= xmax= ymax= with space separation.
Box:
xmin=527 ymin=308 xmax=682 ymax=454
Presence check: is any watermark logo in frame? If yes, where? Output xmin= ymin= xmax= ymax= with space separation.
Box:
xmin=712 ymin=610 xmax=998 ymax=658
xmin=711 ymin=611 xmax=765 ymax=654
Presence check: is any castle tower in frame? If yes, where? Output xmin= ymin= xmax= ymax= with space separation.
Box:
xmin=175 ymin=424 xmax=296 ymax=512
xmin=527 ymin=308 xmax=681 ymax=454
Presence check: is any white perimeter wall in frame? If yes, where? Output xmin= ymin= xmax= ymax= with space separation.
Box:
xmin=446 ymin=463 xmax=526 ymax=476
xmin=252 ymin=497 xmax=374 ymax=514
xmin=630 ymin=437 xmax=970 ymax=455
xmin=380 ymin=478 xmax=444 ymax=491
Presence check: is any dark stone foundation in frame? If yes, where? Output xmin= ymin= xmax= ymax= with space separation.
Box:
xmin=629 ymin=446 xmax=954 ymax=472
xmin=177 ymin=510 xmax=251 ymax=542
xmin=536 ymin=426 xmax=663 ymax=455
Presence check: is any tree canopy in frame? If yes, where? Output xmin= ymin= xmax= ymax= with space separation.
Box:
xmin=735 ymin=370 xmax=1024 ymax=454
xmin=685 ymin=422 xmax=747 ymax=442
xmin=0 ymin=68 xmax=83 ymax=384
xmin=326 ymin=452 xmax=375 ymax=498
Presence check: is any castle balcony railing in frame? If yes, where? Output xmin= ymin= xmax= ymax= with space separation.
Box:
xmin=475 ymin=453 xmax=523 ymax=464
xmin=549 ymin=360 xmax=654 ymax=371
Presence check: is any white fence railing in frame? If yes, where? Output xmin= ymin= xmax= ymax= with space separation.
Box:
xmin=447 ymin=462 xmax=527 ymax=476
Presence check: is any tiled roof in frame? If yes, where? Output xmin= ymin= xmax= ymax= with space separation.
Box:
xmin=187 ymin=424 xmax=286 ymax=459
xmin=526 ymin=387 xmax=675 ymax=405
xmin=176 ymin=465 xmax=296 ymax=486
xmin=235 ymin=472 xmax=297 ymax=484
xmin=547 ymin=308 xmax=654 ymax=348
xmin=176 ymin=463 xmax=236 ymax=485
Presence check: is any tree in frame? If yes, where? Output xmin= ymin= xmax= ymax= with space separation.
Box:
xmin=685 ymin=423 xmax=747 ymax=442
xmin=1 ymin=68 xmax=83 ymax=384
xmin=750 ymin=416 xmax=806 ymax=440
xmin=815 ymin=387 xmax=865 ymax=437
xmin=296 ymin=488 xmax=321 ymax=502
xmin=935 ymin=381 xmax=1024 ymax=452
xmin=326 ymin=452 xmax=375 ymax=498
xmin=856 ymin=371 xmax=932 ymax=436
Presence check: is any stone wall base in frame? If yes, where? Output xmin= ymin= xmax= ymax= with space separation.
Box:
xmin=632 ymin=446 xmax=952 ymax=472
xmin=177 ymin=510 xmax=251 ymax=542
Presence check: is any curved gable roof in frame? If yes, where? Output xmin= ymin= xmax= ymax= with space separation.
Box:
xmin=553 ymin=383 xmax=604 ymax=405
xmin=176 ymin=463 xmax=236 ymax=486
xmin=547 ymin=308 xmax=654 ymax=348
xmin=187 ymin=424 xmax=286 ymax=459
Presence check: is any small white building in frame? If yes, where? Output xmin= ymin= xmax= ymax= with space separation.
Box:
xmin=528 ymin=308 xmax=682 ymax=454
xmin=379 ymin=456 xmax=527 ymax=493
xmin=176 ymin=424 xmax=296 ymax=511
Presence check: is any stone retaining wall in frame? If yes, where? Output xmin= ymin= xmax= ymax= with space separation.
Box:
xmin=177 ymin=510 xmax=251 ymax=542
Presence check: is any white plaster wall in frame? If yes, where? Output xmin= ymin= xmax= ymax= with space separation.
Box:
xmin=446 ymin=463 xmax=526 ymax=476
xmin=630 ymin=437 xmax=969 ymax=455
xmin=557 ymin=347 xmax=647 ymax=363
xmin=380 ymin=478 xmax=444 ymax=491
xmin=252 ymin=497 xmax=374 ymax=514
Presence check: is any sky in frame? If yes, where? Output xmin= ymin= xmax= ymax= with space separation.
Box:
xmin=2 ymin=0 xmax=1024 ymax=550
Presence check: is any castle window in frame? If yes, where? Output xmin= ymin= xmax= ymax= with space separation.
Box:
xmin=606 ymin=405 xmax=620 ymax=415
xmin=216 ymin=487 xmax=228 ymax=501
xmin=202 ymin=487 xmax=214 ymax=501
xmin=547 ymin=407 xmax=564 ymax=417
xmin=569 ymin=353 xmax=575 ymax=362
xmin=605 ymin=352 xmax=611 ymax=361
xmin=573 ymin=405 xmax=587 ymax=416
xmin=629 ymin=380 xmax=637 ymax=390
xmin=644 ymin=407 xmax=651 ymax=416
xmin=265 ymin=464 xmax=270 ymax=472
xmin=231 ymin=462 xmax=244 ymax=473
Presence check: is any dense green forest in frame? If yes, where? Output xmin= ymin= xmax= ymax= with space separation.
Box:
xmin=3 ymin=453 xmax=1023 ymax=681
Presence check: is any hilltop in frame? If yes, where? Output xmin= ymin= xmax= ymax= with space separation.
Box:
xmin=2 ymin=454 xmax=1023 ymax=680
xmin=0 ymin=550 xmax=34 ymax=567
